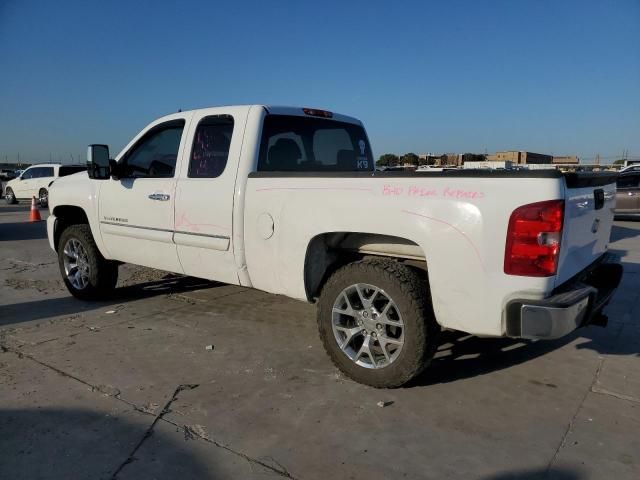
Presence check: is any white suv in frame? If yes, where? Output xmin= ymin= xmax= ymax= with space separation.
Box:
xmin=4 ymin=164 xmax=86 ymax=207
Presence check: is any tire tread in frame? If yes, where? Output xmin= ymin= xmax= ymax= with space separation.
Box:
xmin=58 ymin=224 xmax=117 ymax=300
xmin=317 ymin=258 xmax=439 ymax=388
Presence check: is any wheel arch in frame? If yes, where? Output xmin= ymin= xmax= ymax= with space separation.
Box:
xmin=303 ymin=232 xmax=428 ymax=302
xmin=52 ymin=205 xmax=90 ymax=251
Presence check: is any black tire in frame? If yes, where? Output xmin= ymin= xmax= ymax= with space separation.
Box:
xmin=57 ymin=224 xmax=118 ymax=300
xmin=38 ymin=188 xmax=48 ymax=208
xmin=5 ymin=187 xmax=17 ymax=204
xmin=317 ymin=259 xmax=440 ymax=388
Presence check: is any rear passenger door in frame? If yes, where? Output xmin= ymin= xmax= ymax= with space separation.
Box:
xmin=173 ymin=107 xmax=247 ymax=284
xmin=616 ymin=174 xmax=640 ymax=212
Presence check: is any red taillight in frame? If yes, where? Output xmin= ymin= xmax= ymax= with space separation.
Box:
xmin=302 ymin=108 xmax=333 ymax=118
xmin=504 ymin=200 xmax=564 ymax=277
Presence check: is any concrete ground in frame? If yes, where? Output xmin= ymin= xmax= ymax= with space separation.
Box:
xmin=0 ymin=202 xmax=638 ymax=480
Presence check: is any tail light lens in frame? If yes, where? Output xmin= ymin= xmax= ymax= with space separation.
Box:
xmin=504 ymin=200 xmax=564 ymax=277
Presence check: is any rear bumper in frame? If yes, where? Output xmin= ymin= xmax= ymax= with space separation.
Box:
xmin=505 ymin=255 xmax=623 ymax=339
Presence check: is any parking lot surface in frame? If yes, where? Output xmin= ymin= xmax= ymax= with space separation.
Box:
xmin=1 ymin=202 xmax=638 ymax=480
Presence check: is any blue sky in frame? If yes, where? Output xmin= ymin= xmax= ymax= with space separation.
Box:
xmin=1 ymin=0 xmax=638 ymax=164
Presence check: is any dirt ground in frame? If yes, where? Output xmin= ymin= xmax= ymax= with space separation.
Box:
xmin=1 ymin=202 xmax=639 ymax=479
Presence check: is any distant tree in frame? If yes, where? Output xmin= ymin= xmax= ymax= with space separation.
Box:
xmin=377 ymin=153 xmax=399 ymax=167
xmin=613 ymin=159 xmax=625 ymax=165
xmin=401 ymin=152 xmax=420 ymax=166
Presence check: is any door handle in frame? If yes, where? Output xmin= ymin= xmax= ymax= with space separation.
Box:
xmin=148 ymin=193 xmax=170 ymax=201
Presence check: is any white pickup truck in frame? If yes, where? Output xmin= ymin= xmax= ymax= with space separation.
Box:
xmin=46 ymin=105 xmax=622 ymax=388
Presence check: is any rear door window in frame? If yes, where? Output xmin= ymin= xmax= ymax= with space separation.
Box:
xmin=258 ymin=115 xmax=373 ymax=172
xmin=188 ymin=116 xmax=234 ymax=178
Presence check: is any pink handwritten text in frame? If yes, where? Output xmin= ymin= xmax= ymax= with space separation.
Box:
xmin=383 ymin=184 xmax=485 ymax=200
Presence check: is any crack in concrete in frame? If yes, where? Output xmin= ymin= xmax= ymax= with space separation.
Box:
xmin=590 ymin=385 xmax=640 ymax=405
xmin=110 ymin=383 xmax=199 ymax=480
xmin=546 ymin=358 xmax=604 ymax=475
xmin=0 ymin=344 xmax=297 ymax=479
xmin=546 ymin=319 xmax=631 ymax=474
xmin=168 ymin=419 xmax=296 ymax=479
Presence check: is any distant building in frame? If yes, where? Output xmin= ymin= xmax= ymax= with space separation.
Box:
xmin=552 ymin=156 xmax=579 ymax=164
xmin=440 ymin=153 xmax=462 ymax=166
xmin=463 ymin=160 xmax=514 ymax=170
xmin=417 ymin=153 xmax=441 ymax=165
xmin=460 ymin=153 xmax=487 ymax=164
xmin=487 ymin=151 xmax=553 ymax=164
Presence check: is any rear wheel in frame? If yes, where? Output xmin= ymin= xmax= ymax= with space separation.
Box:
xmin=5 ymin=187 xmax=16 ymax=204
xmin=38 ymin=188 xmax=48 ymax=207
xmin=58 ymin=224 xmax=118 ymax=300
xmin=317 ymin=259 xmax=440 ymax=388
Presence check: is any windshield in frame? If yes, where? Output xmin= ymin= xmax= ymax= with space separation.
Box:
xmin=258 ymin=115 xmax=374 ymax=172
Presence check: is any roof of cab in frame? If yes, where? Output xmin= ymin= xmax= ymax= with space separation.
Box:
xmin=161 ymin=105 xmax=363 ymax=126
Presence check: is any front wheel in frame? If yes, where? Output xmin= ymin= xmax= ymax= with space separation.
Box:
xmin=5 ymin=187 xmax=17 ymax=204
xmin=317 ymin=259 xmax=440 ymax=388
xmin=58 ymin=224 xmax=118 ymax=300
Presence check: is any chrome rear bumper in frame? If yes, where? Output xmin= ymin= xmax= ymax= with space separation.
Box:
xmin=505 ymin=256 xmax=623 ymax=339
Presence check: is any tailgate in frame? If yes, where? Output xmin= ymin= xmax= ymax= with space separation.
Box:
xmin=555 ymin=172 xmax=618 ymax=286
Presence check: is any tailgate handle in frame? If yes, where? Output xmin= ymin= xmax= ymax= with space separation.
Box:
xmin=594 ymin=189 xmax=604 ymax=210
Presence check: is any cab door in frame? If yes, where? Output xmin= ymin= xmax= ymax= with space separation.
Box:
xmin=616 ymin=174 xmax=640 ymax=212
xmin=173 ymin=107 xmax=248 ymax=284
xmin=98 ymin=114 xmax=191 ymax=273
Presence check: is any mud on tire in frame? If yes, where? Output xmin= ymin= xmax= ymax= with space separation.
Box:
xmin=317 ymin=259 xmax=440 ymax=388
xmin=57 ymin=224 xmax=118 ymax=300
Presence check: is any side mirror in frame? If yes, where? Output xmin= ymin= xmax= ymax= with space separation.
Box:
xmin=109 ymin=159 xmax=121 ymax=180
xmin=87 ymin=144 xmax=111 ymax=180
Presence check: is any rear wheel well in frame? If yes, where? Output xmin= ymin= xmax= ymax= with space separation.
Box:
xmin=52 ymin=205 xmax=90 ymax=251
xmin=304 ymin=232 xmax=428 ymax=301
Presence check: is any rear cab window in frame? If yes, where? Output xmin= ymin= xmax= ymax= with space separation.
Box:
xmin=258 ymin=115 xmax=374 ymax=172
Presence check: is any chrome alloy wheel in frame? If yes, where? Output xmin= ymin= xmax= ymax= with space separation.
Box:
xmin=63 ymin=238 xmax=90 ymax=290
xmin=332 ymin=283 xmax=404 ymax=369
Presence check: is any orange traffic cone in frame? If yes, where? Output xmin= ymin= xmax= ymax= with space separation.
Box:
xmin=29 ymin=196 xmax=42 ymax=222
